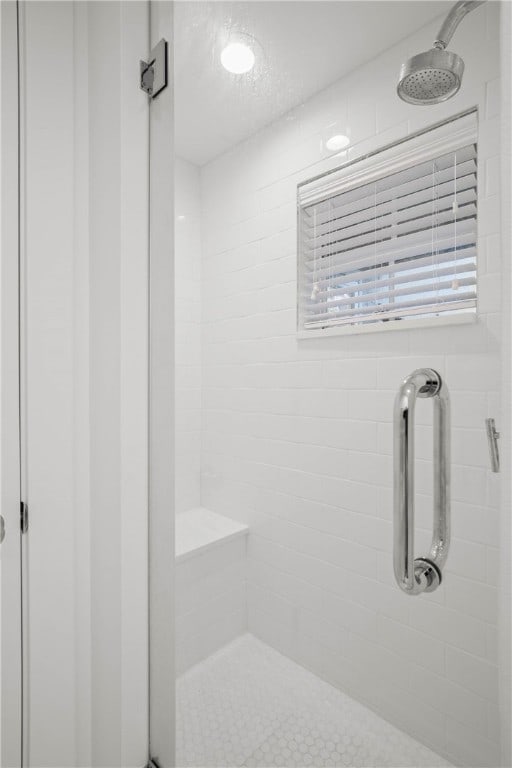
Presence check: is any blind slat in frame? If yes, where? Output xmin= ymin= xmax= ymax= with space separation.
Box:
xmin=304 ymin=185 xmax=476 ymax=251
xmin=304 ymin=291 xmax=476 ymax=324
xmin=303 ymin=298 xmax=477 ymax=328
xmin=301 ymin=144 xmax=476 ymax=220
xmin=302 ymin=259 xmax=476 ymax=302
xmin=304 ymin=275 xmax=476 ymax=315
xmin=304 ymin=166 xmax=476 ymax=236
xmin=308 ymin=201 xmax=476 ymax=261
xmin=304 ymin=222 xmax=476 ymax=278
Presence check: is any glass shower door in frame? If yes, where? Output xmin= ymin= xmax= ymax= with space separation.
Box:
xmin=172 ymin=3 xmax=511 ymax=767
xmin=147 ymin=3 xmax=176 ymax=767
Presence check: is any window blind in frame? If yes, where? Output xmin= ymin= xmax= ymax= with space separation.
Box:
xmin=297 ymin=120 xmax=477 ymax=333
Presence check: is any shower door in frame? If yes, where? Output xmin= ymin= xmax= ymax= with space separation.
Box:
xmin=147 ymin=3 xmax=176 ymax=767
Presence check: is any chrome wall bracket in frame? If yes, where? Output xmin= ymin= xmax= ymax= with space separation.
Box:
xmin=393 ymin=369 xmax=450 ymax=595
xmin=140 ymin=39 xmax=168 ymax=99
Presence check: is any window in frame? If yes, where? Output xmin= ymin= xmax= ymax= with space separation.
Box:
xmin=297 ymin=111 xmax=477 ymax=335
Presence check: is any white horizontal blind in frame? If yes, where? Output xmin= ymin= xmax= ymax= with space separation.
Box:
xmin=297 ymin=119 xmax=478 ymax=333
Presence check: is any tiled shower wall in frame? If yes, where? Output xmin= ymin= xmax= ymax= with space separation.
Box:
xmin=175 ymin=157 xmax=202 ymax=513
xmin=198 ymin=5 xmax=503 ymax=767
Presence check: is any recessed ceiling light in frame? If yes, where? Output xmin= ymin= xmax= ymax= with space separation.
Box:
xmin=221 ymin=42 xmax=255 ymax=74
xmin=326 ymin=134 xmax=350 ymax=152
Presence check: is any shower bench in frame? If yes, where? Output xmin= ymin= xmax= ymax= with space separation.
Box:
xmin=175 ymin=507 xmax=248 ymax=674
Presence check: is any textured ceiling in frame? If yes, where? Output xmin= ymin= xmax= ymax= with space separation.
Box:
xmin=174 ymin=1 xmax=452 ymax=165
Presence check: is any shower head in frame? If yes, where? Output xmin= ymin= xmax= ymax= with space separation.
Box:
xmin=397 ymin=1 xmax=484 ymax=106
xmin=397 ymin=47 xmax=464 ymax=105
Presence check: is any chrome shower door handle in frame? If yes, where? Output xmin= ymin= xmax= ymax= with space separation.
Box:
xmin=393 ymin=368 xmax=450 ymax=595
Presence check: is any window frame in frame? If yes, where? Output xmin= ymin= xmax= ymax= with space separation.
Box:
xmin=296 ymin=109 xmax=478 ymax=338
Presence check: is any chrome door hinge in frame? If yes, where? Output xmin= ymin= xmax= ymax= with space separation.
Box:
xmin=20 ymin=501 xmax=28 ymax=533
xmin=140 ymin=39 xmax=168 ymax=98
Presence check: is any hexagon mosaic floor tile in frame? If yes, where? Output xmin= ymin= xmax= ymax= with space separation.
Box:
xmin=176 ymin=634 xmax=451 ymax=768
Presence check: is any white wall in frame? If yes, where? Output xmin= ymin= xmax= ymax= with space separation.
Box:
xmin=88 ymin=3 xmax=149 ymax=765
xmin=175 ymin=157 xmax=202 ymax=513
xmin=22 ymin=3 xmax=77 ymax=762
xmin=19 ymin=3 xmax=149 ymax=765
xmin=198 ymin=4 xmax=503 ymax=766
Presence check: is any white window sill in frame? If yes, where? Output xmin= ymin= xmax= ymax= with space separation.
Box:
xmin=297 ymin=311 xmax=477 ymax=340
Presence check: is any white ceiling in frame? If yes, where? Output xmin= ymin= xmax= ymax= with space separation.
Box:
xmin=174 ymin=1 xmax=452 ymax=166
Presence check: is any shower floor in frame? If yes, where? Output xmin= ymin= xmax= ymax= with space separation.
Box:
xmin=176 ymin=634 xmax=451 ymax=768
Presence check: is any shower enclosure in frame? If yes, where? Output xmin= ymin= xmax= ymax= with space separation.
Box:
xmin=1 ymin=1 xmax=511 ymax=768
xmin=173 ymin=2 xmax=511 ymax=767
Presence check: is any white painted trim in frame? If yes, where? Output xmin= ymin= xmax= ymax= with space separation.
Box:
xmin=0 ymin=2 xmax=23 ymax=763
xmin=297 ymin=311 xmax=477 ymax=339
xmin=299 ymin=111 xmax=478 ymax=206
xmin=119 ymin=3 xmax=150 ymax=766
xmin=72 ymin=4 xmax=92 ymax=765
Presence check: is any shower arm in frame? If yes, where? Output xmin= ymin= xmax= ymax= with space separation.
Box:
xmin=434 ymin=0 xmax=485 ymax=49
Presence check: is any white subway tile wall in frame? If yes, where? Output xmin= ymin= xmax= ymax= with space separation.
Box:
xmin=175 ymin=4 xmax=503 ymax=766
xmin=175 ymin=158 xmax=202 ymax=512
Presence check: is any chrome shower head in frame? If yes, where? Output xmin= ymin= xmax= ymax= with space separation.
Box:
xmin=397 ymin=1 xmax=484 ymax=106
xmin=397 ymin=47 xmax=464 ymax=105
